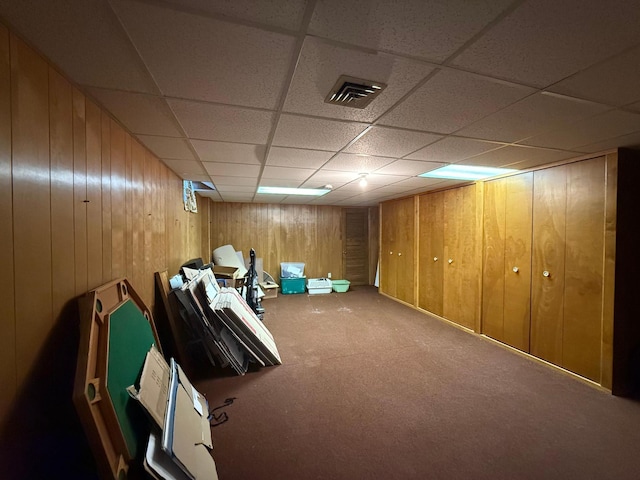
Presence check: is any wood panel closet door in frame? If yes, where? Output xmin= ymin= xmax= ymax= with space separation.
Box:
xmin=531 ymin=166 xmax=567 ymax=367
xmin=395 ymin=197 xmax=415 ymax=305
xmin=483 ymin=174 xmax=533 ymax=351
xmin=380 ymin=201 xmax=397 ymax=298
xmin=443 ymin=185 xmax=479 ymax=330
xmin=443 ymin=188 xmax=462 ymax=324
xmin=482 ymin=179 xmax=507 ymax=341
xmin=418 ymin=192 xmax=444 ymax=316
xmin=531 ymin=159 xmax=605 ymax=381
xmin=456 ymin=185 xmax=479 ymax=330
xmin=343 ymin=208 xmax=369 ymax=286
xmin=563 ymin=157 xmax=605 ymax=382
xmin=503 ymin=173 xmax=533 ymax=352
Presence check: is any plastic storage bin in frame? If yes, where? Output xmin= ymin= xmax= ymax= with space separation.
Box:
xmin=281 ymin=262 xmax=305 ymax=278
xmin=307 ymin=278 xmax=332 ymax=295
xmin=280 ymin=277 xmax=306 ymax=294
xmin=332 ymin=280 xmax=350 ymax=293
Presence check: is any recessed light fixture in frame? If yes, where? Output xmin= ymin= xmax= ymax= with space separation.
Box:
xmin=257 ymin=186 xmax=330 ymax=196
xmin=358 ymin=173 xmax=368 ymax=187
xmin=419 ymin=165 xmax=518 ymax=181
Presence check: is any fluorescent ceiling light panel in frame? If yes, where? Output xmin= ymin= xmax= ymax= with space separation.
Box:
xmin=419 ymin=164 xmax=517 ymax=180
xmin=257 ymin=186 xmax=330 ymax=196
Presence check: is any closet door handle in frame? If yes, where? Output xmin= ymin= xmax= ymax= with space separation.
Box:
xmin=512 ymin=266 xmax=519 ymax=273
xmin=542 ymin=270 xmax=550 ymax=278
xmin=398 ymin=252 xmax=402 ymax=256
xmin=448 ymin=259 xmax=453 ymax=264
xmin=433 ymin=257 xmax=438 ymax=262
xmin=389 ymin=251 xmax=393 ymax=255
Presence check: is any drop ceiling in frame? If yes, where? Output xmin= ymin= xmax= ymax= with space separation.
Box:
xmin=2 ymin=0 xmax=640 ymax=206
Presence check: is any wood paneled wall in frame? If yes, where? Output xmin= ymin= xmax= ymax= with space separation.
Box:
xmin=207 ymin=202 xmax=345 ymax=280
xmin=0 ymin=29 xmax=203 ymax=431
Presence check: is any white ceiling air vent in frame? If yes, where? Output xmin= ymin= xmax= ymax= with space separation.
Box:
xmin=325 ymin=75 xmax=387 ymax=109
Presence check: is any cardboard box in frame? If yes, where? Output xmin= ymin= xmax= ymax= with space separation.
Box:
xmin=213 ymin=265 xmax=244 ymax=288
xmin=129 ymin=346 xmax=219 ymax=479
xmin=259 ymin=282 xmax=278 ymax=300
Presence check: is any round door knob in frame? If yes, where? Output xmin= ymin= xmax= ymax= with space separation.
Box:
xmin=448 ymin=259 xmax=453 ymax=264
xmin=398 ymin=252 xmax=402 ymax=256
xmin=512 ymin=267 xmax=519 ymax=273
xmin=543 ymin=270 xmax=550 ymax=277
xmin=389 ymin=251 xmax=393 ymax=255
xmin=433 ymin=257 xmax=438 ymax=262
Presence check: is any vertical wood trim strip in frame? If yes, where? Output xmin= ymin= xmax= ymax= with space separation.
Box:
xmin=85 ymin=99 xmax=102 ymax=290
xmin=601 ymin=152 xmax=617 ymax=390
xmin=109 ymin=120 xmax=125 ymax=278
xmin=413 ymin=195 xmax=419 ymax=306
xmin=11 ymin=34 xmax=53 ymax=384
xmin=474 ymin=182 xmax=484 ymax=333
xmin=101 ymin=111 xmax=112 ymax=283
xmin=0 ymin=23 xmax=15 ymax=420
xmin=48 ymin=69 xmax=75 ymax=321
xmin=72 ymin=88 xmax=87 ymax=296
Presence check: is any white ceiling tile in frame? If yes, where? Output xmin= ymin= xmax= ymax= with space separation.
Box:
xmin=344 ymin=126 xmax=442 ymax=157
xmin=191 ymin=140 xmax=265 ymax=164
xmin=575 ymin=130 xmax=640 ymax=154
xmin=406 ymin=137 xmax=506 ymax=162
xmin=168 ymin=100 xmax=276 ymax=144
xmin=259 ymin=178 xmax=303 ymax=188
xmin=321 ymin=153 xmax=395 ymax=173
xmin=155 ymin=0 xmax=308 ymax=31
xmin=379 ymin=69 xmax=535 ymax=134
xmin=374 ymin=159 xmax=444 ymax=176
xmin=310 ymin=195 xmax=355 ymax=205
xmin=261 ymin=166 xmax=316 ymax=180
xmin=457 ymin=93 xmax=611 ymax=143
xmin=362 ymin=173 xmax=408 ymax=185
xmin=188 ymin=175 xmax=214 ymax=183
xmin=392 ymin=177 xmax=452 ymax=189
xmin=219 ymin=193 xmax=255 ymax=202
xmin=265 ymin=147 xmax=335 ymax=168
xmin=314 ymin=190 xmax=357 ymax=199
xmin=332 ymin=182 xmax=374 ymax=193
xmin=301 ymin=170 xmax=360 ymax=187
xmin=161 ymin=159 xmax=206 ymax=176
xmin=254 ymin=194 xmax=287 ymax=203
xmin=309 ymin=0 xmax=514 ymax=62
xmin=0 ymin=0 xmax=157 ymax=93
xmin=451 ymin=0 xmax=640 ymax=87
xmin=203 ymin=162 xmax=261 ymax=177
xmin=283 ymin=36 xmax=435 ymax=122
xmin=548 ymin=45 xmax=640 ymax=107
xmin=196 ymin=190 xmax=222 ymax=200
xmin=366 ymin=184 xmax=416 ymax=195
xmin=86 ymin=88 xmax=182 ymax=137
xmin=214 ymin=185 xmax=257 ymax=194
xmin=272 ymin=115 xmax=369 ymax=151
xmin=521 ymin=110 xmax=640 ymax=151
xmin=209 ymin=176 xmax=258 ymax=186
xmin=110 ymin=0 xmax=297 ymax=109
xmin=458 ymin=145 xmax=576 ymax=168
xmin=137 ymin=135 xmax=195 ymax=160
xmin=280 ymin=196 xmax=322 ymax=204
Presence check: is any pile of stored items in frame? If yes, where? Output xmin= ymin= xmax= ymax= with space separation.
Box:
xmin=74 ymin=279 xmax=221 ymax=479
xmin=158 ymin=260 xmax=281 ymax=377
xmin=74 ymin=261 xmax=282 ymax=479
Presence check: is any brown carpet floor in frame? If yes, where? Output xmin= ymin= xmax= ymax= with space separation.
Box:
xmin=196 ymin=286 xmax=640 ymax=480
